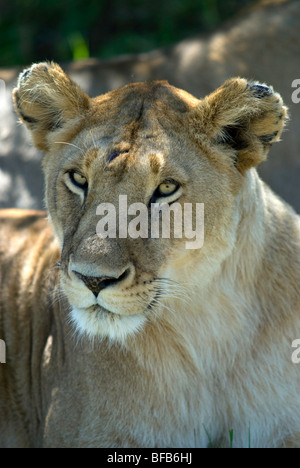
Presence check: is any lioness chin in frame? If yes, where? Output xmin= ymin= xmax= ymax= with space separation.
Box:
xmin=0 ymin=62 xmax=299 ymax=448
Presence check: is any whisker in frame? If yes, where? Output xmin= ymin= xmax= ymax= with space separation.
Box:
xmin=150 ymin=297 xmax=177 ymax=318
xmin=151 ymin=279 xmax=192 ymax=306
xmin=54 ymin=141 xmax=83 ymax=151
xmin=48 ymin=287 xmax=67 ymax=306
xmin=156 ymin=292 xmax=191 ymax=307
xmin=89 ymin=129 xmax=98 ymax=150
xmin=153 ymin=285 xmax=190 ymax=301
xmin=153 ymin=278 xmax=200 ymax=302
xmin=153 ymin=278 xmax=191 ymax=293
xmin=155 ymin=276 xmax=200 ymax=289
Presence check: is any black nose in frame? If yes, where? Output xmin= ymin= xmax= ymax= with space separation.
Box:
xmin=73 ymin=269 xmax=129 ymax=297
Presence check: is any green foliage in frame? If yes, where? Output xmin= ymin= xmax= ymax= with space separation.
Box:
xmin=0 ymin=0 xmax=254 ymax=67
xmin=229 ymin=429 xmax=234 ymax=448
xmin=203 ymin=426 xmax=252 ymax=448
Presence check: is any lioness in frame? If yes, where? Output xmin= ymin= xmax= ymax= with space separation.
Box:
xmin=0 ymin=62 xmax=299 ymax=448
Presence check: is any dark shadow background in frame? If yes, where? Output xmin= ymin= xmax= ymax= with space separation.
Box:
xmin=0 ymin=0 xmax=253 ymax=67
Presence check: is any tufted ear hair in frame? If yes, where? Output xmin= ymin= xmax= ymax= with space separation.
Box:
xmin=189 ymin=78 xmax=288 ymax=173
xmin=13 ymin=62 xmax=90 ymax=151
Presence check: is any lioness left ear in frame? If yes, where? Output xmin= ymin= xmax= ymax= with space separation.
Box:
xmin=13 ymin=62 xmax=90 ymax=151
xmin=189 ymin=78 xmax=288 ymax=173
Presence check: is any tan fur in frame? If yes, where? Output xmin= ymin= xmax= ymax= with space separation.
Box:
xmin=0 ymin=62 xmax=299 ymax=447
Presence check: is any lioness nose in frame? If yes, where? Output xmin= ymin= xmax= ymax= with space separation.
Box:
xmin=73 ymin=269 xmax=129 ymax=297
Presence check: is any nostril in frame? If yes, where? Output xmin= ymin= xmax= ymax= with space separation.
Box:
xmin=73 ymin=268 xmax=131 ymax=297
xmin=115 ymin=268 xmax=130 ymax=284
xmin=73 ymin=271 xmax=114 ymax=297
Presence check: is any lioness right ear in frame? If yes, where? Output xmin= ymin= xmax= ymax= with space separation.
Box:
xmin=13 ymin=62 xmax=90 ymax=151
xmin=189 ymin=78 xmax=288 ymax=173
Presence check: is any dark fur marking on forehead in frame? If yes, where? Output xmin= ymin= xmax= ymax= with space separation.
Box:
xmin=106 ymin=149 xmax=129 ymax=164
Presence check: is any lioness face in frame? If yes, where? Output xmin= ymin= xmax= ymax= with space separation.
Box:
xmin=13 ymin=63 xmax=287 ymax=342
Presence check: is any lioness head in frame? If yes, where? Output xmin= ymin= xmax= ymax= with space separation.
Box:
xmin=13 ymin=62 xmax=287 ymax=343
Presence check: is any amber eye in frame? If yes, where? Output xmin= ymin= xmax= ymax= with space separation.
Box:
xmin=69 ymin=172 xmax=88 ymax=190
xmin=150 ymin=179 xmax=181 ymax=205
xmin=157 ymin=180 xmax=179 ymax=197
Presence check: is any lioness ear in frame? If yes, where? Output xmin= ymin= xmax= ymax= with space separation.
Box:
xmin=13 ymin=62 xmax=90 ymax=151
xmin=189 ymin=78 xmax=288 ymax=173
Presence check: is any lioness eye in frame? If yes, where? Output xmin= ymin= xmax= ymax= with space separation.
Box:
xmin=150 ymin=179 xmax=181 ymax=205
xmin=158 ymin=180 xmax=178 ymax=196
xmin=70 ymin=172 xmax=88 ymax=189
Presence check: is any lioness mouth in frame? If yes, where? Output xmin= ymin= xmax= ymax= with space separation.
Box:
xmin=90 ymin=304 xmax=123 ymax=317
